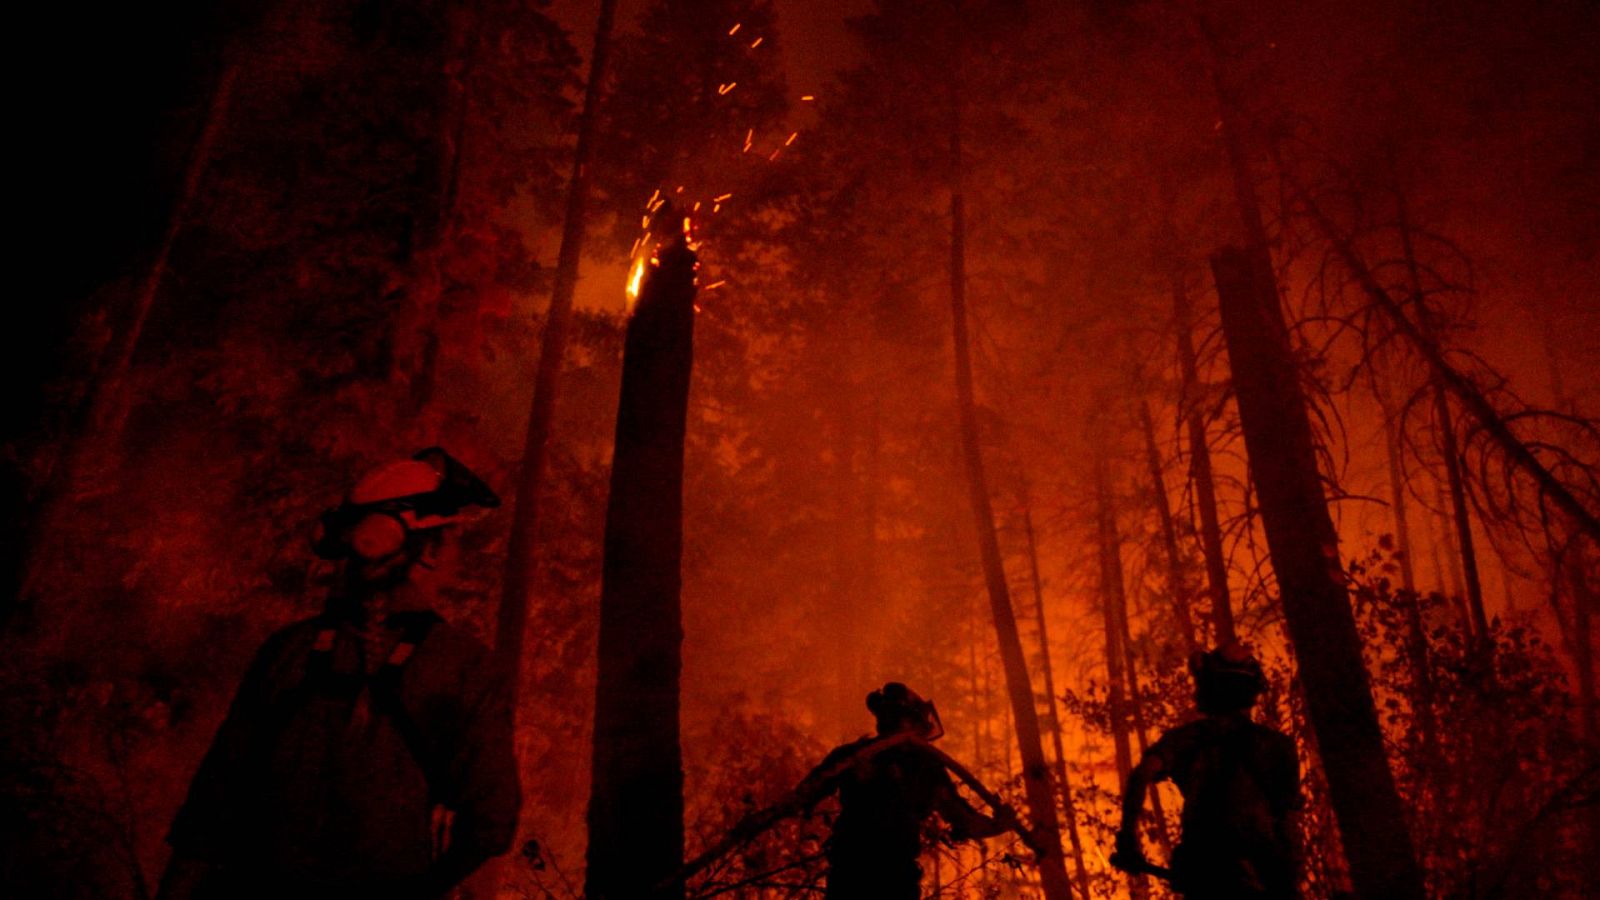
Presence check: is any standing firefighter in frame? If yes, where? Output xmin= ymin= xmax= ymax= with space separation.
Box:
xmin=157 ymin=449 xmax=520 ymax=900
xmin=1112 ymin=643 xmax=1302 ymax=899
xmin=795 ymin=682 xmax=1021 ymax=899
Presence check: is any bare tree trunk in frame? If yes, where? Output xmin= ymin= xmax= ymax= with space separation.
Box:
xmin=498 ymin=0 xmax=620 ymax=695
xmin=1211 ymin=246 xmax=1426 ymax=899
xmin=1093 ymin=440 xmax=1149 ymax=900
xmin=1174 ymin=279 xmax=1236 ymax=645
xmin=1022 ymin=505 xmax=1093 ymax=900
xmin=1395 ymin=199 xmax=1489 ymax=640
xmin=1377 ymin=390 xmax=1418 ymax=593
xmin=1119 ymin=610 xmax=1175 ymax=857
xmin=19 ymin=60 xmax=239 ymax=609
xmin=1140 ymin=399 xmax=1199 ymax=654
xmin=584 ymin=229 xmax=695 ymax=900
xmin=949 ymin=115 xmax=1074 ymax=900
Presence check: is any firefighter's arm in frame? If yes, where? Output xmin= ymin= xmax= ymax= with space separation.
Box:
xmin=1113 ymin=748 xmax=1167 ymax=870
xmin=428 ymin=651 xmax=522 ymax=894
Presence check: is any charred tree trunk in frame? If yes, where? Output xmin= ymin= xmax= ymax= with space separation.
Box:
xmin=1174 ymin=279 xmax=1236 ymax=645
xmin=1022 ymin=505 xmax=1094 ymax=900
xmin=1211 ymin=246 xmax=1426 ymax=898
xmin=584 ymin=228 xmax=695 ymax=900
xmin=949 ymin=117 xmax=1074 ymax=900
xmin=1093 ymin=441 xmax=1149 ymax=900
xmin=1140 ymin=399 xmax=1199 ymax=654
xmin=498 ymin=0 xmax=620 ymax=696
xmin=18 ymin=59 xmax=238 ymax=610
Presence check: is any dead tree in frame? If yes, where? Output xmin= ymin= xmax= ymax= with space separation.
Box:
xmin=1139 ymin=399 xmax=1199 ymax=654
xmin=584 ymin=216 xmax=695 ymax=900
xmin=499 ymin=0 xmax=620 ymax=698
xmin=949 ymin=104 xmax=1075 ymax=900
xmin=1173 ymin=278 xmax=1237 ymax=645
xmin=1092 ymin=436 xmax=1149 ymax=900
xmin=1211 ymin=246 xmax=1426 ymax=898
xmin=1021 ymin=503 xmax=1094 ymax=900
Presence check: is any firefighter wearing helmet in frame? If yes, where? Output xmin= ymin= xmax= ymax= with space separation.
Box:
xmin=789 ymin=682 xmax=1019 ymax=899
xmin=1112 ymin=642 xmax=1303 ymax=898
xmin=158 ymin=449 xmax=520 ymax=900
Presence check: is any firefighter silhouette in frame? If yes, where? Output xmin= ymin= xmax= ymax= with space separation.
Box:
xmin=1112 ymin=643 xmax=1302 ymax=899
xmin=157 ymin=450 xmax=519 ymax=900
xmin=793 ymin=682 xmax=1018 ymax=900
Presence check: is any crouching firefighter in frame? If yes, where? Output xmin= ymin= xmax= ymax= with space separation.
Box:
xmin=158 ymin=449 xmax=521 ymax=900
xmin=1111 ymin=643 xmax=1302 ymax=899
xmin=670 ymin=682 xmax=1036 ymax=899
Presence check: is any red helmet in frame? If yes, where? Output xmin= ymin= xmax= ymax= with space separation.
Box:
xmin=313 ymin=447 xmax=499 ymax=561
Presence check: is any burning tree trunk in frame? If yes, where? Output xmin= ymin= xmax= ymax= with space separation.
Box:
xmin=499 ymin=0 xmax=620 ymax=696
xmin=1211 ymin=246 xmax=1427 ymax=898
xmin=1021 ymin=504 xmax=1093 ymax=900
xmin=1092 ymin=439 xmax=1148 ymax=900
xmin=949 ymin=124 xmax=1074 ymax=900
xmin=1139 ymin=399 xmax=1199 ymax=654
xmin=1173 ymin=279 xmax=1236 ymax=645
xmin=584 ymin=220 xmax=695 ymax=900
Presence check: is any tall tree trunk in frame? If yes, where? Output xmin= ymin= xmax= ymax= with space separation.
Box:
xmin=390 ymin=1 xmax=476 ymax=409
xmin=1211 ymin=246 xmax=1426 ymax=898
xmin=17 ymin=59 xmax=239 ymax=611
xmin=1093 ymin=440 xmax=1149 ymax=900
xmin=498 ymin=0 xmax=620 ymax=695
xmin=584 ymin=227 xmax=696 ymax=900
xmin=1139 ymin=399 xmax=1199 ymax=654
xmin=1395 ymin=198 xmax=1489 ymax=639
xmin=948 ymin=111 xmax=1074 ymax=900
xmin=1377 ymin=390 xmax=1419 ymax=593
xmin=1119 ymin=612 xmax=1175 ymax=857
xmin=1173 ymin=279 xmax=1236 ymax=645
xmin=1021 ymin=505 xmax=1093 ymax=900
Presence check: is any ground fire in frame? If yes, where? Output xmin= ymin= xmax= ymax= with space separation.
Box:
xmin=6 ymin=1 xmax=1598 ymax=898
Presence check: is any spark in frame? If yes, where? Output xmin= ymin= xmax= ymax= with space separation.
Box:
xmin=703 ymin=280 xmax=726 ymax=291
xmin=750 ymin=37 xmax=763 ymax=48
xmin=728 ymin=23 xmax=741 ymax=35
xmin=718 ymin=82 xmax=737 ymax=96
xmin=768 ymin=148 xmax=781 ymax=161
xmin=784 ymin=131 xmax=798 ymax=146
xmin=801 ymin=95 xmax=815 ymax=102
xmin=713 ymin=193 xmax=732 ymax=202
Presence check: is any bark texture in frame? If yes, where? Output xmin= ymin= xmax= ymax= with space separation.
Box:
xmin=1212 ymin=246 xmax=1426 ymax=899
xmin=584 ymin=234 xmax=696 ymax=900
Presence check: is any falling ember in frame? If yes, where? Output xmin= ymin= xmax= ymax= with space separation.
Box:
xmin=718 ymin=82 xmax=737 ymax=96
xmin=768 ymin=149 xmax=781 ymax=161
xmin=727 ymin=22 xmax=741 ymax=35
xmin=713 ymin=193 xmax=732 ymax=202
xmin=785 ymin=132 xmax=798 ymax=146
xmin=801 ymin=95 xmax=815 ymax=101
xmin=703 ymin=280 xmax=726 ymax=291
xmin=750 ymin=38 xmax=763 ymax=49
